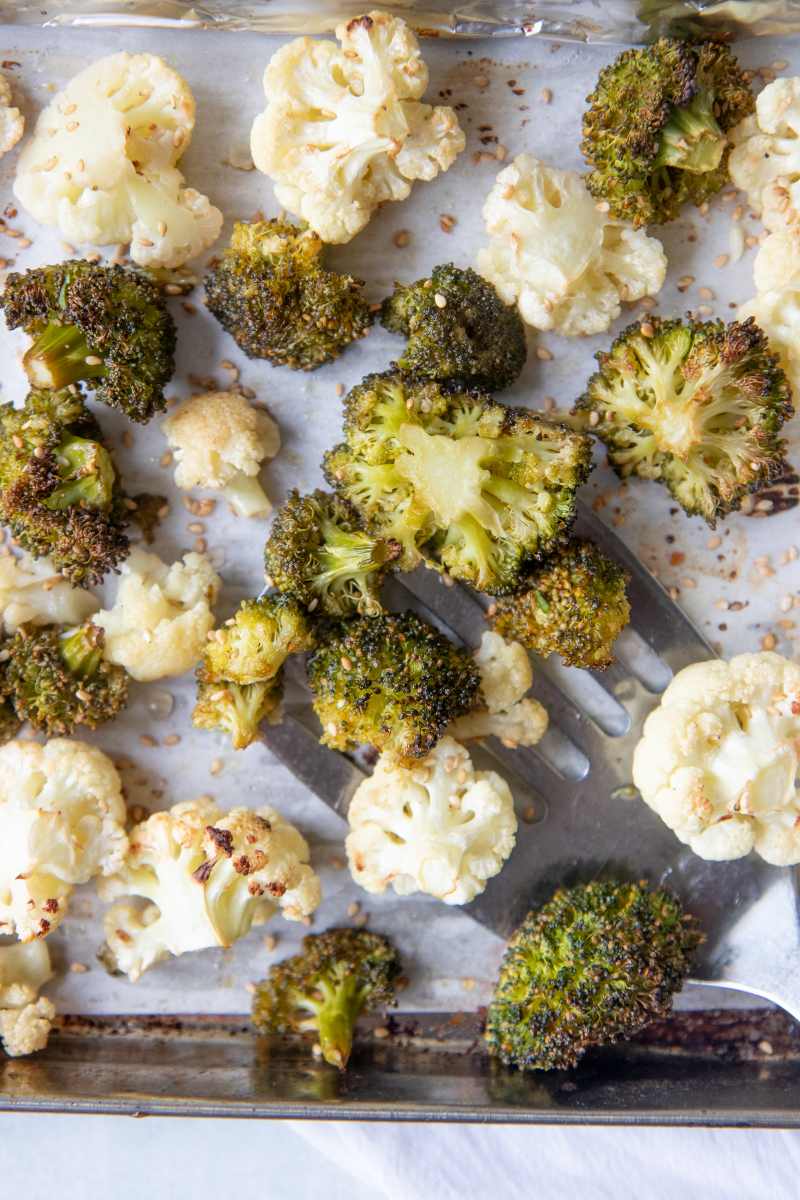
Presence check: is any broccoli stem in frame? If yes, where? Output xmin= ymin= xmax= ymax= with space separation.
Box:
xmin=59 ymin=623 xmax=103 ymax=679
xmin=45 ymin=435 xmax=116 ymax=511
xmin=655 ymin=89 xmax=726 ymax=173
xmin=314 ymin=973 xmax=365 ymax=1070
xmin=316 ymin=524 xmax=395 ymax=593
xmin=23 ymin=321 xmax=106 ymax=391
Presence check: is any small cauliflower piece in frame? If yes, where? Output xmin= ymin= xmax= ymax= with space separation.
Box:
xmin=740 ymin=288 xmax=800 ymax=396
xmin=476 ymin=154 xmax=666 ymax=337
xmin=250 ymin=11 xmax=465 ymax=243
xmin=162 ymin=390 xmax=280 ymax=518
xmin=632 ymin=652 xmax=800 ymax=865
xmin=449 ymin=631 xmax=548 ymax=749
xmin=0 ymin=940 xmax=55 ymax=1058
xmin=346 ymin=736 xmax=517 ymax=904
xmin=729 ymin=78 xmax=800 ymax=291
xmin=14 ymin=52 xmax=222 ymax=268
xmin=93 ymin=547 xmax=220 ymax=682
xmin=0 ymin=549 xmax=99 ymax=634
xmin=0 ymin=738 xmax=127 ymax=941
xmin=98 ymin=797 xmax=321 ymax=981
xmin=0 ymin=74 xmax=24 ymax=159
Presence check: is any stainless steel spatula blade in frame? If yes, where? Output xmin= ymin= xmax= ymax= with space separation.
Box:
xmin=263 ymin=503 xmax=800 ymax=1022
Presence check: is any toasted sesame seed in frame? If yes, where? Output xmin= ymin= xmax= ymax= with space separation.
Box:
xmin=347 ymin=901 xmax=361 ymax=918
xmin=595 ymin=200 xmax=610 ymax=213
xmin=698 ymin=287 xmax=714 ymax=301
xmin=536 ymin=346 xmax=553 ymax=361
xmin=434 ymin=292 xmax=447 ymax=308
xmin=540 ymin=87 xmax=552 ymax=103
xmin=439 ymin=213 xmax=456 ymax=233
xmin=85 ymin=354 xmax=102 ymax=366
xmin=713 ymin=253 xmax=729 ymax=269
xmin=588 ymin=410 xmax=600 ymax=427
xmin=164 ymin=282 xmax=183 ymax=295
xmin=393 ymin=229 xmax=410 ymax=248
xmin=762 ymin=633 xmax=777 ymax=651
xmin=69 ymin=962 xmax=89 ymax=974
xmin=640 ymin=321 xmax=655 ymax=337
xmin=188 ymin=521 xmax=204 ymax=534
xmin=475 ymin=74 xmax=489 ymax=88
xmin=164 ymin=734 xmax=181 ymax=747
xmin=65 ymin=120 xmax=79 ymax=132
xmin=781 ymin=595 xmax=793 ymax=612
xmin=495 ymin=144 xmax=507 ymax=161
xmin=194 ymin=537 xmax=207 ymax=553
xmin=210 ymin=758 xmax=223 ymax=776
xmin=139 ymin=735 xmax=158 ymax=748
xmin=677 ymin=275 xmax=694 ymax=292
xmin=680 ymin=576 xmax=697 ymax=589
xmin=159 ymin=451 xmax=173 ymax=468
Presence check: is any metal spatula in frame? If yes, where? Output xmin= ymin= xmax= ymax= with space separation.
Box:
xmin=263 ymin=502 xmax=800 ymax=1023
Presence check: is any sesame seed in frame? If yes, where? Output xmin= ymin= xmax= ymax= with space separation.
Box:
xmin=588 ymin=410 xmax=600 ymax=427
xmin=781 ymin=595 xmax=793 ymax=612
xmin=522 ymin=805 xmax=537 ymax=823
xmin=707 ymin=535 xmax=721 ymax=550
xmin=335 ymin=382 xmax=345 ymax=397
xmin=540 ymin=87 xmax=552 ymax=103
xmin=188 ymin=521 xmax=204 ymax=534
xmin=713 ymin=254 xmax=729 ymax=269
xmin=393 ymin=229 xmax=410 ymax=248
xmin=595 ymin=200 xmax=610 ymax=213
xmin=263 ymin=934 xmax=278 ymax=952
xmin=439 ymin=213 xmax=456 ymax=233
xmin=347 ymin=901 xmax=361 ymax=918
xmin=164 ymin=282 xmax=183 ymax=295
xmin=536 ymin=346 xmax=553 ymax=361
xmin=139 ymin=735 xmax=158 ymax=748
xmin=772 ymin=60 xmax=788 ymax=70
xmin=159 ymin=451 xmax=173 ymax=468
xmin=373 ymin=1025 xmax=390 ymax=1039
xmin=65 ymin=120 xmax=79 ymax=132
xmin=434 ymin=292 xmax=447 ymax=308
xmin=680 ymin=577 xmax=697 ymax=589
xmin=698 ymin=287 xmax=714 ymax=301
xmin=677 ymin=275 xmax=694 ymax=292
xmin=475 ymin=74 xmax=489 ymax=88
xmin=762 ymin=633 xmax=777 ymax=651
xmin=210 ymin=758 xmax=223 ymax=776
xmin=85 ymin=355 xmax=102 ymax=366
xmin=640 ymin=322 xmax=655 ymax=337
xmin=69 ymin=962 xmax=89 ymax=974
xmin=495 ymin=144 xmax=507 ymax=162
xmin=340 ymin=655 xmax=353 ymax=670
xmin=157 ymin=221 xmax=167 ymax=237
xmin=194 ymin=537 xmax=207 ymax=553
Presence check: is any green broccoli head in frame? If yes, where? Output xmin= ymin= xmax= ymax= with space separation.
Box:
xmin=306 ymin=611 xmax=482 ymax=762
xmin=489 ymin=539 xmax=630 ymax=669
xmin=192 ymin=676 xmax=283 ymax=751
xmin=485 ymin=880 xmax=702 ymax=1071
xmin=200 ymin=594 xmax=315 ymax=687
xmin=252 ymin=928 xmax=401 ymax=1070
xmin=381 ymin=264 xmax=527 ymax=391
xmin=0 ymin=389 xmax=130 ymax=585
xmin=0 ymin=637 xmax=22 ymax=745
xmin=576 ymin=316 xmax=792 ymax=525
xmin=7 ymin=621 xmax=129 ymax=736
xmin=581 ymin=38 xmax=754 ymax=226
xmin=204 ymin=219 xmax=373 ymax=370
xmin=1 ymin=260 xmax=177 ymax=422
xmin=323 ymin=372 xmax=592 ymax=594
xmin=265 ymin=489 xmax=400 ymax=618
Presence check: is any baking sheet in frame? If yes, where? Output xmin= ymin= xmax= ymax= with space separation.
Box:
xmin=0 ymin=25 xmax=798 ymax=1017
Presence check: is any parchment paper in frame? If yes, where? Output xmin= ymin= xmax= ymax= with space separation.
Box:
xmin=0 ymin=25 xmax=798 ymax=1016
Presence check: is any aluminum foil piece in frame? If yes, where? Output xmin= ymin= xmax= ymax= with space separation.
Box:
xmin=4 ymin=0 xmax=800 ymax=41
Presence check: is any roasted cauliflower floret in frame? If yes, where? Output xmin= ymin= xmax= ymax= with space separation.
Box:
xmin=632 ymin=653 xmax=800 ymax=864
xmin=0 ymin=738 xmax=127 ymax=942
xmin=0 ymin=550 xmax=99 ymax=633
xmin=0 ymin=74 xmax=24 ymax=159
xmin=476 ymin=155 xmax=666 ymax=337
xmin=0 ymin=941 xmax=55 ymax=1058
xmin=98 ymin=798 xmax=321 ymax=981
xmin=729 ymin=78 xmax=800 ymax=291
xmin=14 ymin=52 xmax=222 ymax=268
xmin=346 ymin=735 xmax=517 ymax=904
xmin=93 ymin=547 xmax=220 ymax=682
xmin=250 ymin=11 xmax=465 ymax=243
xmin=162 ymin=390 xmax=281 ymax=518
xmin=449 ymin=631 xmax=548 ymax=749
xmin=740 ymin=288 xmax=800 ymax=398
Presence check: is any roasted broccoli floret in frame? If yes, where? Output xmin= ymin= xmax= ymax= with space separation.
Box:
xmin=306 ymin=611 xmax=482 ymax=761
xmin=193 ymin=594 xmax=313 ymax=749
xmin=381 ymin=263 xmax=527 ymax=391
xmin=204 ymin=219 xmax=373 ymax=370
xmin=0 ymin=638 xmax=22 ymax=745
xmin=252 ymin=928 xmax=401 ymax=1070
xmin=576 ymin=316 xmax=792 ymax=525
xmin=1 ymin=261 xmax=176 ymax=422
xmin=193 ymin=677 xmax=283 ymax=751
xmin=201 ymin=594 xmax=314 ymax=686
xmin=6 ymin=621 xmax=128 ymax=735
xmin=489 ymin=539 xmax=630 ymax=669
xmin=324 ymin=373 xmax=592 ymax=594
xmin=265 ymin=490 xmax=400 ymax=618
xmin=0 ymin=389 xmax=130 ymax=585
xmin=129 ymin=493 xmax=168 ymax=545
xmin=485 ymin=880 xmax=702 ymax=1071
xmin=581 ymin=38 xmax=754 ymax=227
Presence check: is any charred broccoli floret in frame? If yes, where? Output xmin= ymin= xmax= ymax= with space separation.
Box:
xmin=576 ymin=316 xmax=792 ymax=525
xmin=306 ymin=611 xmax=481 ymax=761
xmin=485 ymin=880 xmax=702 ymax=1071
xmin=324 ymin=373 xmax=592 ymax=594
xmin=0 ymin=389 xmax=129 ymax=585
xmin=381 ymin=264 xmax=527 ymax=391
xmin=201 ymin=594 xmax=314 ymax=686
xmin=204 ymin=219 xmax=373 ymax=370
xmin=6 ymin=621 xmax=128 ymax=735
xmin=489 ymin=539 xmax=630 ymax=669
xmin=252 ymin=928 xmax=401 ymax=1070
xmin=265 ymin=490 xmax=400 ymax=618
xmin=1 ymin=261 xmax=176 ymax=422
xmin=581 ymin=38 xmax=754 ymax=227
xmin=193 ymin=677 xmax=283 ymax=751
xmin=193 ymin=594 xmax=313 ymax=750
xmin=0 ymin=638 xmax=22 ymax=745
